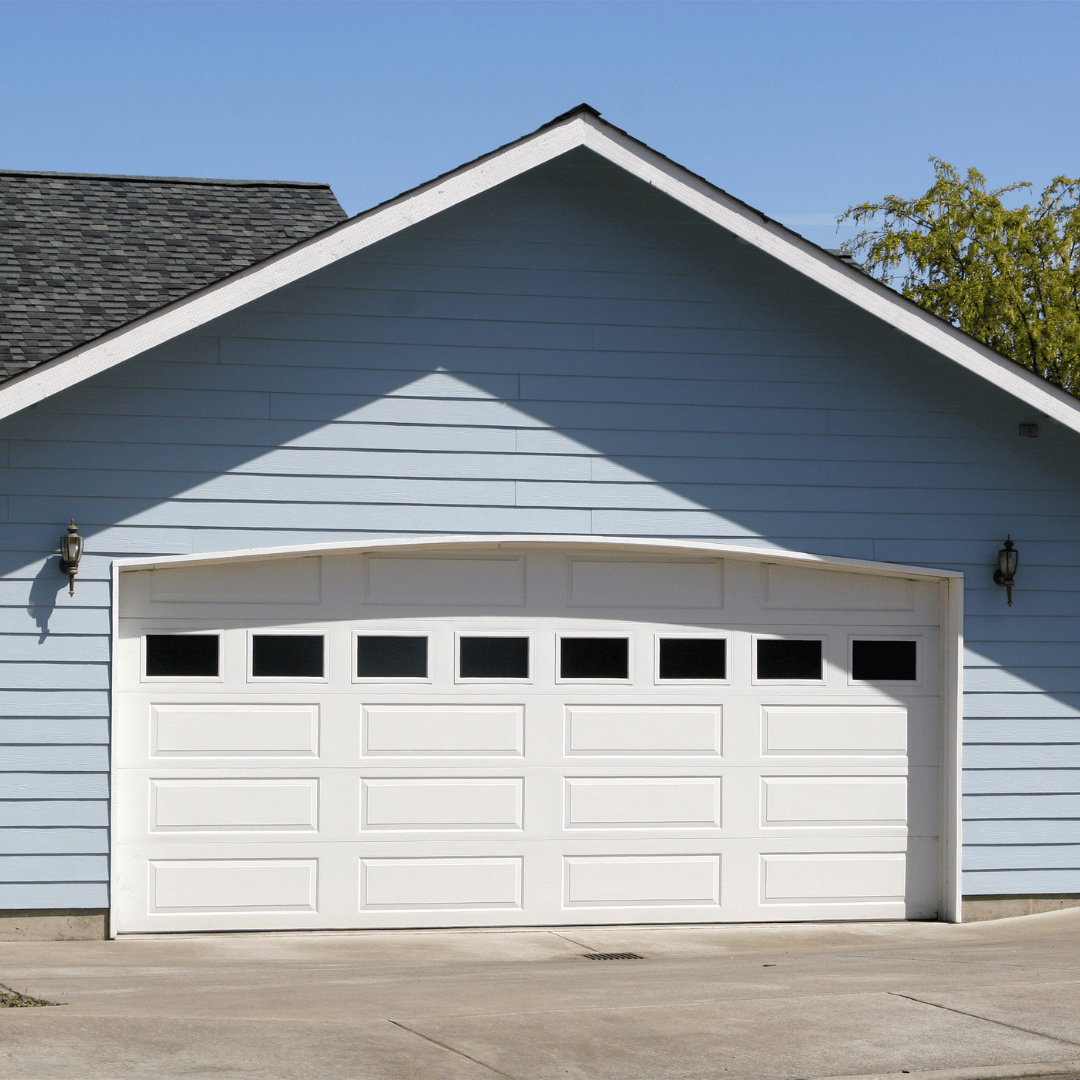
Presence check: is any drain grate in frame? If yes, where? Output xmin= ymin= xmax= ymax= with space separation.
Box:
xmin=583 ymin=952 xmax=645 ymax=960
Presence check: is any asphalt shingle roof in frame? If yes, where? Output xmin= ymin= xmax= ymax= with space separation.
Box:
xmin=0 ymin=170 xmax=348 ymax=381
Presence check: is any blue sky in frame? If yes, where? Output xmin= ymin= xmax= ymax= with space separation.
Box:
xmin=2 ymin=0 xmax=1078 ymax=248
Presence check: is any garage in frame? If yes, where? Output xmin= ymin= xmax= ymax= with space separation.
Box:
xmin=112 ymin=540 xmax=957 ymax=933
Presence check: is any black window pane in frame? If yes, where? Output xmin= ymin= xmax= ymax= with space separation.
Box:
xmin=252 ymin=635 xmax=324 ymax=678
xmin=146 ymin=635 xmax=219 ymax=677
xmin=852 ymin=639 xmax=917 ymax=681
xmin=560 ymin=637 xmax=629 ymax=680
xmin=357 ymin=635 xmax=428 ymax=678
xmin=459 ymin=636 xmax=529 ymax=679
xmin=757 ymin=639 xmax=821 ymax=680
xmin=659 ymin=638 xmax=726 ymax=680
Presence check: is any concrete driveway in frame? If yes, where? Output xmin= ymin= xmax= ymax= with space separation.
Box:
xmin=3 ymin=910 xmax=1080 ymax=1080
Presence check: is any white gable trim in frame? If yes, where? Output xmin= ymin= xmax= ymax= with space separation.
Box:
xmin=5 ymin=107 xmax=1078 ymax=437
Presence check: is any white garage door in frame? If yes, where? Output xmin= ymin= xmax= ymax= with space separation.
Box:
xmin=113 ymin=545 xmax=945 ymax=932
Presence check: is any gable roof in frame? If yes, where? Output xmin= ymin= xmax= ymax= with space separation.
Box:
xmin=2 ymin=104 xmax=1079 ymax=436
xmin=0 ymin=169 xmax=346 ymax=380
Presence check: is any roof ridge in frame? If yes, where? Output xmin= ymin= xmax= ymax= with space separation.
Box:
xmin=0 ymin=168 xmax=332 ymax=188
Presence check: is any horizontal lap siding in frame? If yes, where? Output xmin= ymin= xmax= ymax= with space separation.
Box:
xmin=2 ymin=146 xmax=1078 ymax=907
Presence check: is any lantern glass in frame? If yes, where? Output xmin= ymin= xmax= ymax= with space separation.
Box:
xmin=999 ymin=545 xmax=1018 ymax=578
xmin=61 ymin=532 xmax=83 ymax=565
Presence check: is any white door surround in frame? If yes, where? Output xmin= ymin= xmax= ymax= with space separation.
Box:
xmin=110 ymin=535 xmax=963 ymax=935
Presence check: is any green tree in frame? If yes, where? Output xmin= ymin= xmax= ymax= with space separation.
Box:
xmin=840 ymin=160 xmax=1080 ymax=394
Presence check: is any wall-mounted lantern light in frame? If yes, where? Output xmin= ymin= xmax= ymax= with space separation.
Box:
xmin=58 ymin=520 xmax=84 ymax=597
xmin=993 ymin=536 xmax=1018 ymax=606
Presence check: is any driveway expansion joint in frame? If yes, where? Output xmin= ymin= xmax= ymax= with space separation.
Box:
xmin=387 ymin=1018 xmax=519 ymax=1079
xmin=887 ymin=991 xmax=1080 ymax=1048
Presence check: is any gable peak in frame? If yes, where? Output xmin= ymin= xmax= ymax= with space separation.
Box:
xmin=543 ymin=103 xmax=603 ymax=128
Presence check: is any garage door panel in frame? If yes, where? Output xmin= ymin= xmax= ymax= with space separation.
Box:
xmin=760 ymin=705 xmax=907 ymax=757
xmin=115 ymin=695 xmax=343 ymax=768
xmin=758 ymin=704 xmax=937 ymax=770
xmin=150 ymin=703 xmax=321 ymax=759
xmin=761 ymin=851 xmax=906 ymax=903
xmin=564 ymin=855 xmax=722 ymax=907
xmin=565 ymin=777 xmax=722 ymax=829
xmin=361 ymin=778 xmax=524 ymax=831
xmin=149 ymin=778 xmax=320 ymax=833
xmin=360 ymin=856 xmax=523 ymax=910
xmin=568 ymin=558 xmax=724 ymax=610
xmin=149 ymin=858 xmax=319 ymax=914
xmin=363 ymin=555 xmax=526 ymax=607
xmin=362 ymin=704 xmax=525 ymax=757
xmin=761 ymin=776 xmax=907 ymax=828
xmin=764 ymin=564 xmax=916 ymax=612
xmin=564 ymin=704 xmax=722 ymax=756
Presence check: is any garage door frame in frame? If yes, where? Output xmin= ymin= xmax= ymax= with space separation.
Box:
xmin=109 ymin=533 xmax=964 ymax=933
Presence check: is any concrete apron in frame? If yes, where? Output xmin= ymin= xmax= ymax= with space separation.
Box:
xmin=2 ymin=910 xmax=1080 ymax=1080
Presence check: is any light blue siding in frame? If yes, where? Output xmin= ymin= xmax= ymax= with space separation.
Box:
xmin=0 ymin=746 xmax=108 ymax=770
xmin=6 ymin=473 xmax=521 ymax=505
xmin=966 ymin=745 xmax=1080 ymax=768
xmin=0 ymin=664 xmax=110 ymax=691
xmin=964 ymin=871 xmax=1080 ymax=895
xmin=0 ymin=802 xmax=109 ymax=827
xmin=963 ymin=694 xmax=1080 ymax=719
xmin=0 ymin=692 xmax=109 ymax=714
xmin=0 ymin=855 xmax=108 ymax=881
xmin=964 ymin=771 xmax=1080 ymax=794
xmin=0 ymin=883 xmax=108 ymax=907
xmin=965 ymin=795 xmax=1080 ymax=817
xmin=0 ymin=637 xmax=110 ymax=663
xmin=963 ymin=846 xmax=1080 ymax=870
xmin=965 ymin=820 xmax=1080 ymax=844
xmin=0 ymin=829 xmax=107 ymax=854
xmin=3 ymin=145 xmax=1080 ymax=908
xmin=964 ymin=720 xmax=1080 ymax=743
xmin=0 ymin=718 xmax=109 ymax=743
xmin=0 ymin=775 xmax=108 ymax=799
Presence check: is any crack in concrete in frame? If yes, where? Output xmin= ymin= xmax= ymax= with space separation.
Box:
xmin=387 ymin=1019 xmax=519 ymax=1079
xmin=548 ymin=931 xmax=595 ymax=950
xmin=887 ymin=991 xmax=1080 ymax=1049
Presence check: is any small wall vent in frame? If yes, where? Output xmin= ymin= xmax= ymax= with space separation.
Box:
xmin=583 ymin=952 xmax=645 ymax=960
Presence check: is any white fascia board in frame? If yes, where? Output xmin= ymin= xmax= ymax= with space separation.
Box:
xmin=0 ymin=119 xmax=591 ymax=421
xmin=111 ymin=532 xmax=962 ymax=582
xmin=572 ymin=115 xmax=1080 ymax=434
xmin=5 ymin=108 xmax=1075 ymax=433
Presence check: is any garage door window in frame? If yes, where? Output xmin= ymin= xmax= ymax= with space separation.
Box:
xmin=145 ymin=634 xmax=219 ymax=678
xmin=851 ymin=639 xmax=917 ymax=682
xmin=756 ymin=638 xmax=822 ymax=681
xmin=251 ymin=634 xmax=324 ymax=679
xmin=356 ymin=634 xmax=429 ymax=679
xmin=458 ymin=635 xmax=530 ymax=680
xmin=658 ymin=637 xmax=726 ymax=681
xmin=559 ymin=636 xmax=630 ymax=680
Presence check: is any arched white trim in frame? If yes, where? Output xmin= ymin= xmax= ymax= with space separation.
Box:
xmin=109 ymin=533 xmax=963 ymax=927
xmin=111 ymin=532 xmax=962 ymax=580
